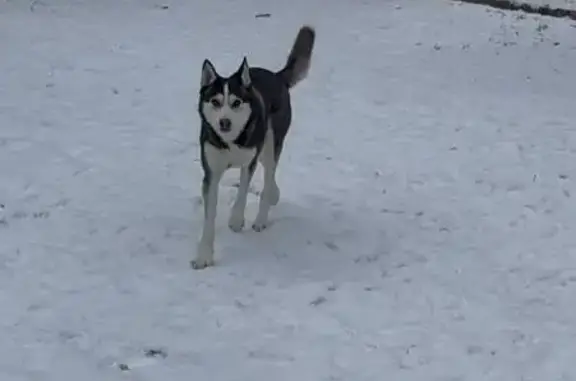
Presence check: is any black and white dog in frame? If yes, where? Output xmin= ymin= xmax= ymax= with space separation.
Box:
xmin=192 ymin=25 xmax=316 ymax=269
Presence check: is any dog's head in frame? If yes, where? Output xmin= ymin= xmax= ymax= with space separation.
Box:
xmin=198 ymin=58 xmax=254 ymax=143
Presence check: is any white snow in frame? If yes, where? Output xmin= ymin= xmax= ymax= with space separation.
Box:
xmin=1 ymin=0 xmax=576 ymax=379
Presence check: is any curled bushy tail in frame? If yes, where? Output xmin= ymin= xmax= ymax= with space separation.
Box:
xmin=277 ymin=25 xmax=316 ymax=88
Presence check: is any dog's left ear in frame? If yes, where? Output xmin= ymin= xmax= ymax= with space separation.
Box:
xmin=238 ymin=57 xmax=251 ymax=87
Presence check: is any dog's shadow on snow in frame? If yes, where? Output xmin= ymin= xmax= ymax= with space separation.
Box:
xmin=210 ymin=191 xmax=404 ymax=282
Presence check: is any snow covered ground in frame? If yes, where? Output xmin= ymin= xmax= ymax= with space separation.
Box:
xmin=1 ymin=0 xmax=576 ymax=379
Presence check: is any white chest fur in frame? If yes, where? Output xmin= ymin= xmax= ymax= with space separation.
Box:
xmin=204 ymin=142 xmax=257 ymax=171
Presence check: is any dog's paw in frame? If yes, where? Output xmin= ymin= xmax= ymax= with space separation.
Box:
xmin=251 ymin=219 xmax=269 ymax=232
xmin=191 ymin=245 xmax=215 ymax=270
xmin=190 ymin=257 xmax=214 ymax=270
xmin=228 ymin=212 xmax=245 ymax=232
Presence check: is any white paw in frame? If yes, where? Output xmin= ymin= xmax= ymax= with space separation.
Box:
xmin=251 ymin=216 xmax=269 ymax=232
xmin=191 ymin=256 xmax=214 ymax=270
xmin=269 ymin=184 xmax=280 ymax=206
xmin=191 ymin=244 xmax=214 ymax=270
xmin=228 ymin=211 xmax=245 ymax=232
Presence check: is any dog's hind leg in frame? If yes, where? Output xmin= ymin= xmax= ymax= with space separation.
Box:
xmin=229 ymin=160 xmax=257 ymax=232
xmin=252 ymin=128 xmax=279 ymax=231
xmin=269 ymin=143 xmax=282 ymax=206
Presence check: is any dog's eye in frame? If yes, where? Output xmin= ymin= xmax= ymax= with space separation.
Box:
xmin=210 ymin=99 xmax=222 ymax=108
xmin=230 ymin=99 xmax=242 ymax=109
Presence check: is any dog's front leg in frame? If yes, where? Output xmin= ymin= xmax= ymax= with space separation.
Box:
xmin=192 ymin=170 xmax=223 ymax=270
xmin=229 ymin=161 xmax=257 ymax=232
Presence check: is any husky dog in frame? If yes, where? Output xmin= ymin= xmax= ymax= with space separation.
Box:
xmin=191 ymin=25 xmax=316 ymax=270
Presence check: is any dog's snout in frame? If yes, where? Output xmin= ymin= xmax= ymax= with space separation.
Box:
xmin=219 ymin=118 xmax=232 ymax=132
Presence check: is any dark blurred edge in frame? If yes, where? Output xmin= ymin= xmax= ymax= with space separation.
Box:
xmin=457 ymin=0 xmax=576 ymax=20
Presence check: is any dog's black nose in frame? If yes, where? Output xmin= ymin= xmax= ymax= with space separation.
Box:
xmin=219 ymin=118 xmax=232 ymax=132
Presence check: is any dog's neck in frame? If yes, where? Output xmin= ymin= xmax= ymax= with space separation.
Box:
xmin=201 ymin=121 xmax=229 ymax=149
xmin=232 ymin=115 xmax=258 ymax=147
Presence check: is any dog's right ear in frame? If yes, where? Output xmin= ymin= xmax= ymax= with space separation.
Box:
xmin=201 ymin=59 xmax=218 ymax=87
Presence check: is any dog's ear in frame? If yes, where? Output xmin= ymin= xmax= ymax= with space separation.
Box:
xmin=201 ymin=59 xmax=218 ymax=87
xmin=238 ymin=57 xmax=251 ymax=87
